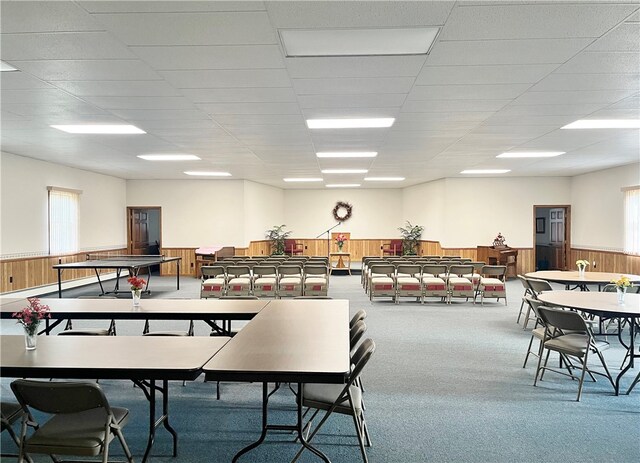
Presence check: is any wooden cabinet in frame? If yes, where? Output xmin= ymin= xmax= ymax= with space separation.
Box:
xmin=477 ymin=246 xmax=518 ymax=279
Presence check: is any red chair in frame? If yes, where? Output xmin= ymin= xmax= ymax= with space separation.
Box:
xmin=382 ymin=239 xmax=403 ymax=256
xmin=284 ymin=239 xmax=304 ymax=256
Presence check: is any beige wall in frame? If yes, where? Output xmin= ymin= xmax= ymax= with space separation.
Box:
xmin=402 ymin=179 xmax=446 ymax=243
xmin=283 ymin=188 xmax=403 ymax=238
xmin=126 ymin=179 xmax=245 ymax=248
xmin=0 ymin=151 xmax=126 ymax=257
xmin=243 ymin=181 xmax=284 ymax=244
xmin=571 ymin=162 xmax=640 ymax=251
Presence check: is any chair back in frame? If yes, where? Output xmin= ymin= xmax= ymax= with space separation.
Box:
xmin=11 ymin=380 xmax=110 ymax=415
xmin=423 ymin=255 xmax=440 ymax=260
xmin=396 ymin=264 xmax=421 ymax=276
xmin=449 ymin=264 xmax=473 ymax=277
xmin=481 ymin=265 xmax=506 ymax=279
xmin=253 ymin=265 xmax=277 ymax=277
xmin=350 ymin=320 xmax=367 ymax=353
xmin=278 ymin=264 xmax=302 ymax=276
xmin=422 ymin=264 xmax=447 ymax=276
xmin=226 ymin=265 xmax=251 ymax=278
xmin=304 ymin=264 xmax=328 ymax=276
xmin=538 ymin=307 xmax=588 ymax=333
xmin=369 ymin=264 xmax=395 ymax=276
xmin=349 ymin=309 xmax=367 ymax=328
xmin=526 ymin=277 xmax=553 ymax=294
xmin=201 ymin=265 xmax=225 ymax=279
xmin=350 ymin=339 xmax=376 ymax=381
xmin=517 ymin=274 xmax=531 ymax=291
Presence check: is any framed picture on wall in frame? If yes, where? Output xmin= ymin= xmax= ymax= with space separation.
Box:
xmin=536 ymin=217 xmax=545 ymax=234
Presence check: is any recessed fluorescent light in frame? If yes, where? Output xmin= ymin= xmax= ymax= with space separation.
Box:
xmin=283 ymin=178 xmax=323 ymax=182
xmin=184 ymin=171 xmax=231 ymax=177
xmin=307 ymin=118 xmax=395 ymax=129
xmin=561 ymin=119 xmax=640 ymax=129
xmin=138 ymin=154 xmax=201 ymax=161
xmin=460 ymin=169 xmax=510 ymax=174
xmin=50 ymin=124 xmax=146 ymax=134
xmin=364 ymin=177 xmax=406 ymax=181
xmin=497 ymin=152 xmax=565 ymax=158
xmin=316 ymin=152 xmax=378 ymax=158
xmin=321 ymin=169 xmax=368 ymax=174
xmin=326 ymin=184 xmax=361 ymax=188
xmin=0 ymin=61 xmax=18 ymax=72
xmin=280 ymin=27 xmax=439 ymax=57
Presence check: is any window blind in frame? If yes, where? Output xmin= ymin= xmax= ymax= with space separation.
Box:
xmin=48 ymin=188 xmax=79 ymax=254
xmin=623 ymin=186 xmax=640 ymax=255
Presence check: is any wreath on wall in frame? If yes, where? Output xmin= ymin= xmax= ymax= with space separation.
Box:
xmin=332 ymin=201 xmax=353 ymax=222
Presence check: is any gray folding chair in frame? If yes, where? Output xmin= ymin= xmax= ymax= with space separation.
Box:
xmin=1 ymin=401 xmax=34 ymax=463
xmin=516 ymin=275 xmax=534 ymax=325
xmin=10 ymin=380 xmax=134 ymax=463
xmin=534 ymin=307 xmax=615 ymax=401
xmin=349 ymin=309 xmax=367 ymax=329
xmin=293 ymin=339 xmax=376 ymax=463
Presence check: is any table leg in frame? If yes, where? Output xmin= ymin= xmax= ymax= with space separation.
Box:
xmin=232 ymin=382 xmax=330 ymax=462
xmin=616 ymin=317 xmax=636 ymax=395
xmin=177 ymin=260 xmax=180 ymax=290
xmin=137 ymin=379 xmax=179 ymax=463
xmin=57 ymin=268 xmax=63 ymax=298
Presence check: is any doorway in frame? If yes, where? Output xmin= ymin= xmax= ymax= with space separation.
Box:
xmin=533 ymin=205 xmax=570 ymax=271
xmin=127 ymin=207 xmax=162 ymax=272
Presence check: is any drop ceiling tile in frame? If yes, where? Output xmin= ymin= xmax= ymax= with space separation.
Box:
xmin=496 ymin=103 xmax=608 ymax=117
xmin=556 ymin=52 xmax=640 ymax=74
xmin=92 ymin=12 xmax=276 ymax=46
xmin=391 ymin=119 xmax=481 ymax=132
xmin=81 ymin=96 xmax=196 ymax=110
xmin=130 ymin=45 xmax=284 ymax=70
xmin=0 ymin=32 xmax=137 ymax=60
xmin=427 ymin=38 xmax=592 ymax=65
xmin=197 ymin=102 xmax=301 ymax=115
xmin=80 ymin=1 xmax=266 ymax=13
xmin=0 ymin=1 xmax=102 ymax=33
xmin=293 ymin=77 xmax=414 ymax=95
xmin=395 ymin=111 xmax=495 ymax=123
xmin=530 ymin=73 xmax=640 ymax=92
xmin=514 ymin=89 xmax=637 ymax=105
xmin=482 ymin=114 xmax=579 ymax=127
xmin=2 ymin=103 xmax=108 ymax=118
xmin=214 ymin=115 xmax=305 ymax=125
xmin=439 ymin=3 xmax=637 ymax=40
xmin=408 ymin=84 xmax=530 ymax=100
xmin=606 ymin=95 xmax=640 ymax=109
xmin=402 ymin=99 xmax=509 ymax=112
xmin=159 ymin=69 xmax=292 ymax=88
xmin=1 ymin=88 xmax=82 ymax=105
xmin=416 ymin=64 xmax=558 ymax=85
xmin=587 ymin=23 xmax=640 ymax=52
xmin=182 ymin=88 xmax=297 ymax=103
xmin=285 ymin=55 xmax=427 ymax=78
xmin=0 ymin=71 xmax=53 ymax=89
xmin=301 ymin=107 xmax=400 ymax=119
xmin=266 ymin=1 xmax=454 ymax=28
xmin=53 ymin=80 xmax=182 ymax=97
xmin=298 ymin=94 xmax=405 ymax=109
xmin=130 ymin=119 xmax=217 ymax=130
xmin=13 ymin=60 xmax=162 ymax=81
xmin=108 ymin=109 xmax=211 ymax=121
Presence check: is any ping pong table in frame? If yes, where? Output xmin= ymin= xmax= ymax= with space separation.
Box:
xmin=52 ymin=254 xmax=181 ymax=298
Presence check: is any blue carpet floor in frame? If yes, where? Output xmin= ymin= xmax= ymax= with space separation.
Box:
xmin=1 ymin=274 xmax=639 ymax=462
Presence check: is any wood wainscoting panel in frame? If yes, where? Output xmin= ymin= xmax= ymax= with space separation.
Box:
xmin=571 ymin=249 xmax=640 ymax=275
xmin=160 ymin=248 xmax=195 ymax=276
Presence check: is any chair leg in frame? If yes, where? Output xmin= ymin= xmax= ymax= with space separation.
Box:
xmin=576 ymin=352 xmax=589 ymax=402
xmin=115 ymin=427 xmax=135 ymax=463
xmin=522 ymin=334 xmax=536 ymax=368
xmin=348 ymin=395 xmax=369 ymax=463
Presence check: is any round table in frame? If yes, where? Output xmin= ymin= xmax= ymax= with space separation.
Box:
xmin=537 ymin=290 xmax=640 ymax=394
xmin=525 ymin=270 xmax=640 ymax=291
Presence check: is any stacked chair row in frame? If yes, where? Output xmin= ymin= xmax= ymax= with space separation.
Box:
xmin=361 ymin=256 xmax=474 ymax=289
xmin=201 ymin=262 xmax=329 ymax=298
xmin=366 ymin=263 xmax=507 ymax=305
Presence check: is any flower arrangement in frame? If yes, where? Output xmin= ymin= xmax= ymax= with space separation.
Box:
xmin=576 ymin=259 xmax=589 ymax=269
xmin=12 ymin=297 xmax=50 ymax=335
xmin=611 ymin=275 xmax=632 ymax=289
xmin=128 ymin=276 xmax=146 ymax=291
xmin=335 ymin=233 xmax=347 ymax=248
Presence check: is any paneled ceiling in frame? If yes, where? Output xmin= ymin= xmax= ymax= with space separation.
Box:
xmin=1 ymin=1 xmax=639 ymax=188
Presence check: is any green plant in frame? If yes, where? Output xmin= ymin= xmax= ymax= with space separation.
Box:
xmin=398 ymin=221 xmax=424 ymax=255
xmin=265 ymin=224 xmax=291 ymax=255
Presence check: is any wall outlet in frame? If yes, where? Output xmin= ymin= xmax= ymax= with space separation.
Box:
xmin=9 ymin=276 xmax=13 ymax=283
xmin=190 ymin=262 xmax=194 ymax=268
xmin=592 ymin=261 xmax=596 ymax=268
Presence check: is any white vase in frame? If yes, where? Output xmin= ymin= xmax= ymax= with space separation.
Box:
xmin=132 ymin=289 xmax=141 ymax=307
xmin=617 ymin=287 xmax=626 ymax=305
xmin=578 ymin=267 xmax=585 ymax=278
xmin=24 ymin=327 xmax=37 ymax=350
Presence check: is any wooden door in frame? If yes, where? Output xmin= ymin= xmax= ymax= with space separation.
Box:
xmin=127 ymin=208 xmax=156 ymax=255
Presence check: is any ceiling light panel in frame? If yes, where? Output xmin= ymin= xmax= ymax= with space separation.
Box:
xmin=184 ymin=171 xmax=231 ymax=177
xmin=321 ymin=169 xmax=368 ymax=174
xmin=283 ymin=178 xmax=323 ymax=182
xmin=138 ymin=154 xmax=201 ymax=161
xmin=307 ymin=118 xmax=395 ymax=129
xmin=316 ymin=152 xmax=378 ymax=158
xmin=0 ymin=60 xmax=18 ymax=71
xmin=50 ymin=124 xmax=146 ymax=134
xmin=460 ymin=169 xmax=510 ymax=174
xmin=326 ymin=184 xmax=361 ymax=188
xmin=561 ymin=119 xmax=640 ymax=129
xmin=364 ymin=177 xmax=406 ymax=181
xmin=280 ymin=27 xmax=439 ymax=57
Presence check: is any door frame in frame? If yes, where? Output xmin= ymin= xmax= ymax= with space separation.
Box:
xmin=127 ymin=206 xmax=162 ymax=255
xmin=533 ymin=205 xmax=571 ymax=271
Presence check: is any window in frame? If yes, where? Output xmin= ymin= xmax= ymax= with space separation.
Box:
xmin=48 ymin=187 xmax=80 ymax=255
xmin=623 ymin=186 xmax=640 ymax=255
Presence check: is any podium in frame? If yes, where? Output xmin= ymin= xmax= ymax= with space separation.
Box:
xmin=330 ymin=232 xmax=351 ymax=274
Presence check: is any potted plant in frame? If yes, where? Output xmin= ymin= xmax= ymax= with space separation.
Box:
xmin=265 ymin=224 xmax=291 ymax=255
xmin=398 ymin=221 xmax=424 ymax=255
